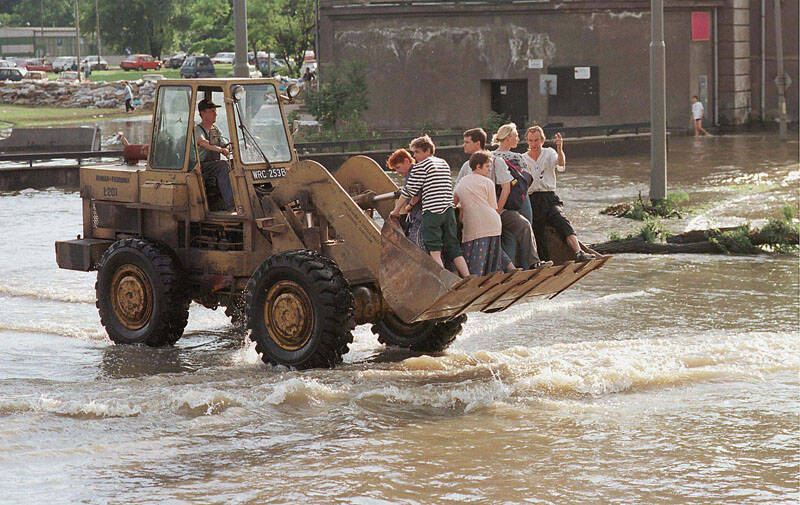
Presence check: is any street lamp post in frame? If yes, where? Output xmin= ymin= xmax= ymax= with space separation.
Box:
xmin=95 ymin=0 xmax=101 ymax=70
xmin=649 ymin=0 xmax=667 ymax=202
xmin=233 ymin=0 xmax=249 ymax=78
xmin=773 ymin=0 xmax=788 ymax=141
xmin=74 ymin=0 xmax=81 ymax=75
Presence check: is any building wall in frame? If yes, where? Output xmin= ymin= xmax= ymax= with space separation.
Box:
xmin=749 ymin=0 xmax=799 ymax=122
xmin=320 ymin=1 xmax=723 ymax=132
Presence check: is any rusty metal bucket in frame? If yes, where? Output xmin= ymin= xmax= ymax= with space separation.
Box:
xmin=379 ymin=217 xmax=611 ymax=323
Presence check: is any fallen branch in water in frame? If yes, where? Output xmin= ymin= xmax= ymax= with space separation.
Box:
xmin=591 ymin=223 xmax=799 ymax=255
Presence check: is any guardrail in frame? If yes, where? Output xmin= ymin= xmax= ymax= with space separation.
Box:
xmin=0 ymin=122 xmax=650 ymax=167
xmin=293 ymin=122 xmax=650 ymax=154
xmin=0 ymin=150 xmax=123 ymax=168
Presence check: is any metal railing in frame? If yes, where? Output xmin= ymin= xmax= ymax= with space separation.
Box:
xmin=294 ymin=122 xmax=650 ymax=154
xmin=0 ymin=150 xmax=123 ymax=168
xmin=0 ymin=122 xmax=650 ymax=166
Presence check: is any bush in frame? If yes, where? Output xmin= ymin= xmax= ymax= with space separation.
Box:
xmin=307 ymin=60 xmax=369 ymax=133
xmin=479 ymin=111 xmax=509 ymax=136
xmin=638 ymin=218 xmax=666 ymax=243
xmin=707 ymin=225 xmax=761 ymax=255
xmin=623 ymin=190 xmax=688 ymax=220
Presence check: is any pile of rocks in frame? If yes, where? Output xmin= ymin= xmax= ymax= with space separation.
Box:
xmin=0 ymin=79 xmax=158 ymax=110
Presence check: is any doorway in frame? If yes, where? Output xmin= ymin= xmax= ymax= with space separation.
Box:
xmin=490 ymin=80 xmax=528 ymax=129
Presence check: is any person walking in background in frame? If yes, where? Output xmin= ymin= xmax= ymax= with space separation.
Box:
xmin=524 ymin=125 xmax=594 ymax=263
xmin=454 ymin=150 xmax=514 ymax=276
xmin=691 ymin=95 xmax=710 ymax=137
xmin=123 ymin=81 xmax=134 ymax=113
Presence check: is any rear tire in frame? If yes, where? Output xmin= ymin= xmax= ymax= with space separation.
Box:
xmin=96 ymin=238 xmax=190 ymax=346
xmin=372 ymin=312 xmax=466 ymax=353
xmin=246 ymin=250 xmax=354 ymax=369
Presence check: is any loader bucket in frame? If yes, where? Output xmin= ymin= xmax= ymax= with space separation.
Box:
xmin=379 ymin=218 xmax=611 ymax=323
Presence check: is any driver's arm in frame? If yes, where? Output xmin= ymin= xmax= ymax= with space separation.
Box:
xmin=197 ymin=136 xmax=228 ymax=155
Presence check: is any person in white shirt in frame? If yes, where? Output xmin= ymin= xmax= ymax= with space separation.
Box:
xmin=691 ymin=95 xmax=710 ymax=138
xmin=524 ymin=125 xmax=594 ymax=262
xmin=454 ymin=127 xmax=547 ymax=270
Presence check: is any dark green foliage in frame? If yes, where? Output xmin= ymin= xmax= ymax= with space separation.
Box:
xmin=307 ymin=60 xmax=369 ymax=134
xmin=623 ymin=191 xmax=687 ymax=220
xmin=479 ymin=111 xmax=509 ymax=137
xmin=706 ymin=225 xmax=761 ymax=255
xmin=638 ymin=218 xmax=666 ymax=243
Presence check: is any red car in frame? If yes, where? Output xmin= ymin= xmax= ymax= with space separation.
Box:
xmin=24 ymin=58 xmax=53 ymax=72
xmin=120 ymin=54 xmax=161 ymax=71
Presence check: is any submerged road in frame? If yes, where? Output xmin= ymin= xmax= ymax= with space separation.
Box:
xmin=0 ymin=134 xmax=797 ymax=504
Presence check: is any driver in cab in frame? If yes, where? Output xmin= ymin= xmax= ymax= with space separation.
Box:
xmin=195 ymin=99 xmax=235 ymax=210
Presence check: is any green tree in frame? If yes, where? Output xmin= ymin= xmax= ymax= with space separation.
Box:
xmin=0 ymin=0 xmax=73 ymax=27
xmin=183 ymin=0 xmax=233 ymax=55
xmin=269 ymin=0 xmax=315 ymax=76
xmin=88 ymin=0 xmax=176 ymax=56
xmin=307 ymin=60 xmax=368 ymax=133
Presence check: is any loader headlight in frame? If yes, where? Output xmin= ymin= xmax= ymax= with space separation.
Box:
xmin=231 ymin=85 xmax=245 ymax=103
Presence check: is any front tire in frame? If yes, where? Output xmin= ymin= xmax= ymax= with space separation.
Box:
xmin=96 ymin=238 xmax=190 ymax=346
xmin=246 ymin=250 xmax=354 ymax=369
xmin=372 ymin=312 xmax=467 ymax=353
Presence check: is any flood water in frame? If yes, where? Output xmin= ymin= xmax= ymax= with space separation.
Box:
xmin=0 ymin=134 xmax=798 ymax=504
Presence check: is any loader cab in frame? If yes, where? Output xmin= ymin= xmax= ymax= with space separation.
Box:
xmin=148 ymin=79 xmax=296 ymax=216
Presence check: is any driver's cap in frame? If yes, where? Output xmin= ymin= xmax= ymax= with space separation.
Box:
xmin=198 ymin=99 xmax=220 ymax=112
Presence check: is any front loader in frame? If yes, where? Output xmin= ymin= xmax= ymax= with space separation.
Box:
xmin=55 ymin=78 xmax=610 ymax=369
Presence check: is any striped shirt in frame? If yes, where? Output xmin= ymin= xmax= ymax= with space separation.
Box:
xmin=400 ymin=155 xmax=454 ymax=214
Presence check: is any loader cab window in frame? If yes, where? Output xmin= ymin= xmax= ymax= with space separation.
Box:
xmin=150 ymin=85 xmax=193 ymax=170
xmin=195 ymin=89 xmax=231 ymax=143
xmin=235 ymin=83 xmax=292 ymax=164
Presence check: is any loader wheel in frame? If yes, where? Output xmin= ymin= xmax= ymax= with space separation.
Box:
xmin=96 ymin=238 xmax=190 ymax=346
xmin=372 ymin=312 xmax=467 ymax=353
xmin=246 ymin=250 xmax=354 ymax=369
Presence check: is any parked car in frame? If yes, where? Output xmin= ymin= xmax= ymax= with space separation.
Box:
xmin=56 ymin=71 xmax=80 ymax=83
xmin=24 ymin=58 xmax=53 ymax=72
xmin=225 ymin=64 xmax=261 ymax=79
xmin=165 ymin=52 xmax=186 ymax=69
xmin=211 ymin=52 xmax=235 ymax=65
xmin=22 ymin=70 xmax=48 ymax=82
xmin=120 ymin=54 xmax=161 ymax=71
xmin=52 ymin=56 xmax=77 ymax=72
xmin=0 ymin=59 xmax=14 ymax=68
xmin=142 ymin=73 xmax=165 ymax=82
xmin=180 ymin=56 xmax=216 ymax=78
xmin=0 ymin=67 xmax=27 ymax=81
xmin=80 ymin=55 xmax=109 ymax=71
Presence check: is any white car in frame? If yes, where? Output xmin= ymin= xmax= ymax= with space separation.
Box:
xmin=80 ymin=55 xmax=109 ymax=71
xmin=211 ymin=52 xmax=235 ymax=64
xmin=22 ymin=70 xmax=48 ymax=82
xmin=53 ymin=56 xmax=78 ymax=72
xmin=0 ymin=59 xmax=16 ymax=68
xmin=56 ymin=71 xmax=80 ymax=83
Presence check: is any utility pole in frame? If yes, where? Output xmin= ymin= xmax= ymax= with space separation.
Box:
xmin=649 ymin=0 xmax=667 ymax=202
xmin=95 ymin=0 xmax=101 ymax=68
xmin=233 ymin=0 xmax=249 ymax=78
xmin=315 ymin=0 xmax=321 ymax=85
xmin=74 ymin=0 xmax=81 ymax=74
xmin=772 ymin=0 xmax=788 ymax=140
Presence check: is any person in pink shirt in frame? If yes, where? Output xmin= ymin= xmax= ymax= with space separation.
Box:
xmin=454 ymin=151 xmax=514 ymax=276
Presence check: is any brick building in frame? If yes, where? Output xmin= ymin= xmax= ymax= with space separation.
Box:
xmin=318 ymin=0 xmax=798 ymax=131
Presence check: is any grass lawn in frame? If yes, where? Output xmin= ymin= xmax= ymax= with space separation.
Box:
xmin=0 ymin=104 xmax=149 ymax=128
xmin=45 ymin=64 xmax=235 ymax=83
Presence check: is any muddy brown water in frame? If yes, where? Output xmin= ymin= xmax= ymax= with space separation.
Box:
xmin=0 ymin=134 xmax=797 ymax=504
